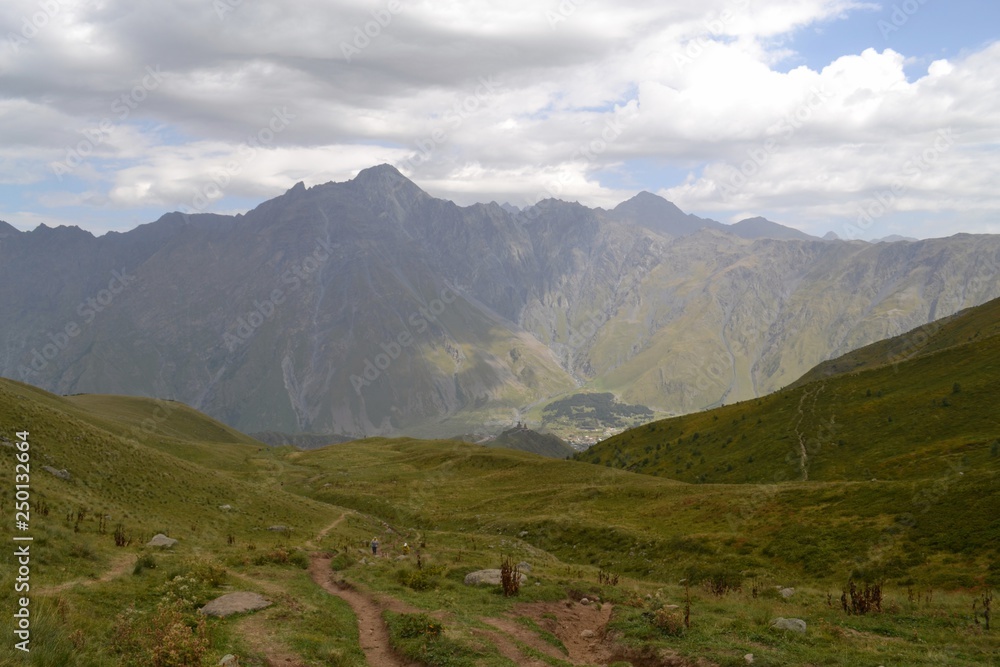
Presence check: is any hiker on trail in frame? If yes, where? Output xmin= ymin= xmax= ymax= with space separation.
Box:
xmin=402 ymin=542 xmax=410 ymax=555
xmin=370 ymin=537 xmax=379 ymax=556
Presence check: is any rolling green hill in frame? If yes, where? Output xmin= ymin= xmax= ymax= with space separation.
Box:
xmin=483 ymin=426 xmax=574 ymax=458
xmin=575 ymin=296 xmax=1000 ymax=486
xmin=2 ymin=375 xmax=998 ymax=665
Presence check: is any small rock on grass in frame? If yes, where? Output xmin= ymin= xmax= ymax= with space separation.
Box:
xmin=770 ymin=617 xmax=807 ymax=633
xmin=146 ymin=534 xmax=177 ymax=548
xmin=199 ymin=592 xmax=271 ymax=618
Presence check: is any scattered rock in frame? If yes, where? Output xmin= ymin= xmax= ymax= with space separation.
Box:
xmin=43 ymin=466 xmax=71 ymax=480
xmin=199 ymin=592 xmax=271 ymax=618
xmin=779 ymin=587 xmax=795 ymax=598
xmin=518 ymin=530 xmax=529 ymax=537
xmin=218 ymin=655 xmax=239 ymax=667
xmin=580 ymin=629 xmax=595 ymax=639
xmin=770 ymin=617 xmax=807 ymax=633
xmin=146 ymin=533 xmax=177 ymax=548
xmin=580 ymin=597 xmax=590 ymax=605
xmin=267 ymin=525 xmax=289 ymax=532
xmin=518 ymin=561 xmax=531 ymax=572
xmin=463 ymin=569 xmax=526 ymax=586
xmin=218 ymin=504 xmax=232 ymax=511
xmin=744 ymin=654 xmax=754 ymax=664
xmin=662 ymin=604 xmax=680 ymax=610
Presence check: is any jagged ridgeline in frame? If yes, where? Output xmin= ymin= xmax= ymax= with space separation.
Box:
xmin=2 ymin=165 xmax=1000 ymax=440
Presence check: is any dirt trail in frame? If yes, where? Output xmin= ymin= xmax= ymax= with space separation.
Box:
xmin=304 ymin=510 xmax=350 ymax=550
xmin=236 ymin=612 xmax=307 ymax=667
xmin=38 ymin=552 xmax=135 ymax=594
xmin=793 ymin=384 xmax=826 ymax=481
xmin=486 ymin=599 xmax=615 ymax=666
xmin=308 ymin=555 xmax=419 ymax=667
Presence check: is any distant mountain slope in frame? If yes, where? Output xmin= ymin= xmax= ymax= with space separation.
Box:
xmin=2 ymin=166 xmax=999 ymax=438
xmin=250 ymin=431 xmax=354 ymax=448
xmin=728 ymin=216 xmax=817 ymax=241
xmin=576 ymin=295 xmax=1000 ymax=485
xmin=609 ymin=191 xmax=724 ymax=237
xmin=484 ymin=426 xmax=574 ymax=458
xmin=789 ymin=295 xmax=1000 ymax=388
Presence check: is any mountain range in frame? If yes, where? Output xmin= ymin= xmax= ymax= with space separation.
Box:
xmin=2 ymin=164 xmax=999 ymax=438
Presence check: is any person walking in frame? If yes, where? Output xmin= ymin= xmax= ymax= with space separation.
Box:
xmin=370 ymin=537 xmax=379 ymax=556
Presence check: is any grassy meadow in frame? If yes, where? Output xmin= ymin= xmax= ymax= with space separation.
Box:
xmin=1 ymin=300 xmax=999 ymax=667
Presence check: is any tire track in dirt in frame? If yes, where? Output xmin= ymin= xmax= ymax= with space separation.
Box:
xmin=308 ymin=555 xmax=419 ymax=667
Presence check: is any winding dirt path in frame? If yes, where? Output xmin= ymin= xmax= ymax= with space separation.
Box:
xmin=308 ymin=555 xmax=418 ymax=667
xmin=37 ymin=552 xmax=135 ymax=594
xmin=304 ymin=510 xmax=350 ymax=550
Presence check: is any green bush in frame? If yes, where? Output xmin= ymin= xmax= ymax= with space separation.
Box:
xmin=385 ymin=612 xmax=481 ymax=667
xmin=330 ymin=551 xmax=355 ymax=571
xmin=133 ymin=553 xmax=157 ymax=575
xmin=396 ymin=564 xmax=445 ymax=591
xmin=252 ymin=547 xmax=309 ymax=569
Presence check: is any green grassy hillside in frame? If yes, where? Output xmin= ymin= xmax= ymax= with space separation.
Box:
xmin=1 ymin=376 xmax=998 ymax=666
xmin=576 ymin=298 xmax=1000 ymax=486
xmin=484 ymin=426 xmax=574 ymax=458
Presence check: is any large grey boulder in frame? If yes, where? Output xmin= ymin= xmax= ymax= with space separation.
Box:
xmin=770 ymin=617 xmax=807 ymax=633
xmin=199 ymin=592 xmax=271 ymax=618
xmin=146 ymin=533 xmax=177 ymax=548
xmin=463 ymin=569 xmax=527 ymax=586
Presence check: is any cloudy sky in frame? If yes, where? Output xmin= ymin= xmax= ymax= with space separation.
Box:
xmin=1 ymin=0 xmax=998 ymax=239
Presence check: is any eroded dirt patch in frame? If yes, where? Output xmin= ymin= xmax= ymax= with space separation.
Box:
xmin=484 ymin=599 xmax=615 ymax=666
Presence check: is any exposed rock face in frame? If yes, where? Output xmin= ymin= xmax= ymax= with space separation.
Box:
xmin=2 ymin=166 xmax=998 ymax=437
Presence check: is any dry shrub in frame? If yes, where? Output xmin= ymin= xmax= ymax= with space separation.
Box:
xmin=112 ymin=601 xmax=210 ymax=667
